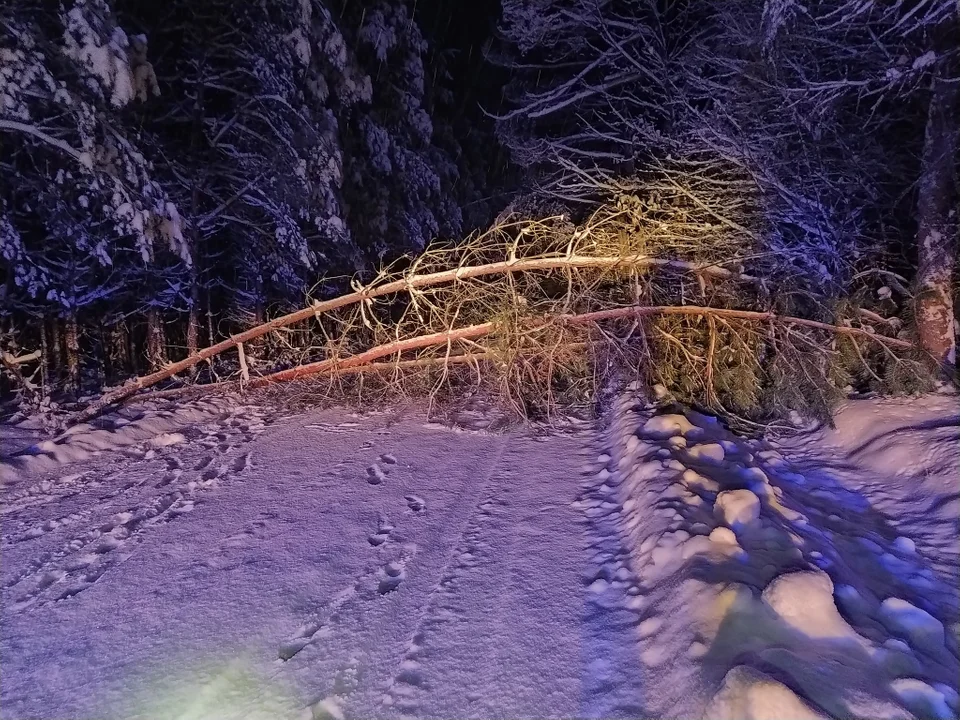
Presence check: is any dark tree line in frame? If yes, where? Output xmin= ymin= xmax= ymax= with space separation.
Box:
xmin=1 ymin=0 xmax=498 ymax=393
xmin=1 ymin=0 xmax=956 ymax=403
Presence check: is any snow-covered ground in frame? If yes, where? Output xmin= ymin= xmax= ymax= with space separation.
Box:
xmin=1 ymin=389 xmax=957 ymax=720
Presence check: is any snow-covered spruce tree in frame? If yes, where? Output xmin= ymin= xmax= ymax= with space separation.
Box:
xmin=116 ymin=0 xmax=360 ymax=346
xmin=332 ymin=0 xmax=464 ymax=263
xmin=116 ymin=0 xmax=466 ymax=351
xmin=1 ymin=0 xmax=186 ymax=387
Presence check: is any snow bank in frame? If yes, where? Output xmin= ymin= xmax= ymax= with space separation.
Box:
xmin=761 ymin=570 xmax=865 ymax=643
xmin=0 ymin=398 xmax=233 ymax=484
xmin=715 ymin=489 xmax=761 ymax=529
xmin=879 ymin=598 xmax=946 ymax=653
xmin=599 ymin=391 xmax=960 ymax=720
xmin=704 ymin=666 xmax=829 ymax=720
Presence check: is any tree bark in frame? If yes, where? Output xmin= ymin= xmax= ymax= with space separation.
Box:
xmin=187 ymin=299 xmax=200 ymax=360
xmin=145 ymin=308 xmax=167 ymax=372
xmin=186 ymin=64 xmax=206 ymax=368
xmin=914 ymin=64 xmax=960 ymax=367
xmin=109 ymin=322 xmax=130 ymax=381
xmin=48 ymin=316 xmax=62 ymax=383
xmin=64 ymin=311 xmax=80 ymax=393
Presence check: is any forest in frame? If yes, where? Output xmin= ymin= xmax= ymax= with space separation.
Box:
xmin=1 ymin=0 xmax=957 ymax=422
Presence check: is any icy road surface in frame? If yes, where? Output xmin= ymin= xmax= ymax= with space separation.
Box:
xmin=1 ymin=391 xmax=958 ymax=720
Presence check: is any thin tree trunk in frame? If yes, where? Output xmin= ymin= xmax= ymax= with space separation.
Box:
xmin=186 ymin=66 xmax=205 ymax=370
xmin=187 ymin=300 xmax=200 ymax=360
xmin=914 ymin=64 xmax=960 ymax=367
xmin=128 ymin=325 xmax=138 ymax=376
xmin=146 ymin=308 xmax=167 ymax=372
xmin=110 ymin=323 xmax=130 ymax=381
xmin=207 ymin=286 xmax=215 ymax=347
xmin=49 ymin=316 xmax=62 ymax=383
xmin=64 ymin=311 xmax=80 ymax=393
xmin=40 ymin=318 xmax=50 ymax=394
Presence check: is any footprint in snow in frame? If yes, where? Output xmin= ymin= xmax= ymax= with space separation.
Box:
xmin=405 ymin=495 xmax=425 ymax=512
xmin=378 ymin=561 xmax=406 ymax=595
xmin=155 ymin=471 xmax=180 ymax=488
xmin=230 ymin=452 xmax=251 ymax=473
xmin=380 ymin=453 xmax=398 ymax=465
xmin=194 ymin=455 xmax=214 ymax=471
xmin=369 ymin=516 xmax=394 ymax=546
xmin=366 ymin=464 xmax=388 ymax=485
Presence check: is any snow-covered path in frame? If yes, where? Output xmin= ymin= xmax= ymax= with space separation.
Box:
xmin=1 ymin=403 xmax=604 ymax=719
xmin=1 ymin=391 xmax=958 ymax=720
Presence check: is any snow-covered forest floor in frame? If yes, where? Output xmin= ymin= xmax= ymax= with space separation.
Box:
xmin=1 ymin=389 xmax=958 ymax=720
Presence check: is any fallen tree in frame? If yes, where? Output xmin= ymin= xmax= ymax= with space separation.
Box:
xmin=71 ymin=208 xmax=934 ymax=426
xmin=71 ymin=228 xmax=763 ymax=421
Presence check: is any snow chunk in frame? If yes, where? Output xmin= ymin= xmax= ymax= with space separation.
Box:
xmin=890 ymin=679 xmax=954 ymax=720
xmin=149 ymin=432 xmax=186 ymax=448
xmin=715 ymin=490 xmax=761 ymax=529
xmin=878 ymin=598 xmax=945 ymax=652
xmin=709 ymin=527 xmax=738 ymax=545
xmin=310 ymin=697 xmax=345 ymax=720
xmin=761 ymin=570 xmax=863 ymax=642
xmin=642 ymin=414 xmax=699 ymax=439
xmin=911 ymin=51 xmax=937 ymax=71
xmin=704 ymin=666 xmax=829 ymax=720
xmin=892 ymin=536 xmax=915 ymax=554
xmin=681 ymin=468 xmax=720 ymax=493
xmin=739 ymin=466 xmax=769 ymax=489
xmin=934 ymin=684 xmax=960 ymax=713
xmin=689 ymin=442 xmax=725 ymax=464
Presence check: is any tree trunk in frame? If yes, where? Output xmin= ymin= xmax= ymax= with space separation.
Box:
xmin=914 ymin=65 xmax=960 ymax=367
xmin=146 ymin=308 xmax=167 ymax=372
xmin=109 ymin=322 xmax=130 ymax=381
xmin=39 ymin=318 xmax=51 ymax=394
xmin=64 ymin=312 xmax=80 ymax=393
xmin=48 ymin=316 xmax=62 ymax=384
xmin=207 ymin=287 xmax=215 ymax=347
xmin=186 ymin=67 xmax=205 ymax=369
xmin=187 ymin=303 xmax=200 ymax=359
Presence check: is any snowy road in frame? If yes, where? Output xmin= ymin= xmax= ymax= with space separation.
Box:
xmin=1 ymin=403 xmax=609 ymax=719
xmin=1 ymin=391 xmax=958 ymax=720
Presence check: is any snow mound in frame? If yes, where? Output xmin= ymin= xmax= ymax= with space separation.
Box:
xmin=0 ymin=399 xmax=230 ymax=483
xmin=761 ymin=570 xmax=864 ymax=643
xmin=681 ymin=468 xmax=719 ymax=493
xmin=715 ymin=489 xmax=761 ymax=529
xmin=148 ymin=432 xmax=186 ymax=448
xmin=890 ymin=679 xmax=956 ymax=720
xmin=709 ymin=527 xmax=738 ymax=546
xmin=688 ymin=442 xmax=725 ymax=464
xmin=704 ymin=666 xmax=829 ymax=720
xmin=642 ymin=414 xmax=700 ymax=439
xmin=878 ymin=598 xmax=945 ymax=653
